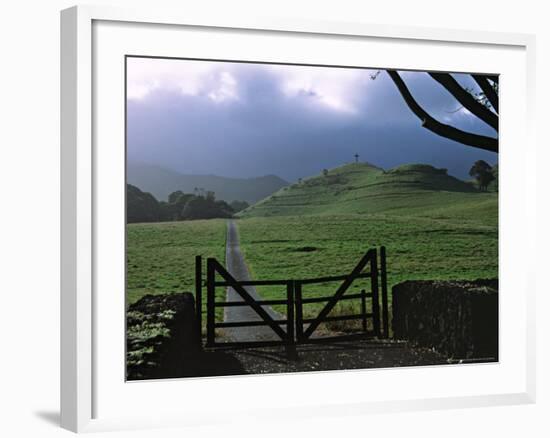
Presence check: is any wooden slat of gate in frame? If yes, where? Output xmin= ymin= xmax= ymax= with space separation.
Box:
xmin=302 ymin=249 xmax=376 ymax=339
xmin=209 ymin=258 xmax=288 ymax=341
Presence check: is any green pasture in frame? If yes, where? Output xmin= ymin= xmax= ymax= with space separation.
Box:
xmin=126 ymin=219 xmax=227 ymax=321
xmin=236 ymin=210 xmax=497 ymax=319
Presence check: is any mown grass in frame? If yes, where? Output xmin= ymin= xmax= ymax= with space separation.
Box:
xmin=126 ymin=219 xmax=226 ymax=321
xmin=236 ymin=211 xmax=498 ymax=319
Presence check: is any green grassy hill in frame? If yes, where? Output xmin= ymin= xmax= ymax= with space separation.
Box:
xmin=239 ymin=162 xmax=495 ymax=220
xmin=234 ymin=162 xmax=497 ymax=320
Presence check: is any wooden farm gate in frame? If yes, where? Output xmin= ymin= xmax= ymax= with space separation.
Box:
xmin=195 ymin=247 xmax=389 ymax=351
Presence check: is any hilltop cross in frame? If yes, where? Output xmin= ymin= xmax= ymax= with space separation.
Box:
xmin=354 ymin=153 xmax=359 ymax=163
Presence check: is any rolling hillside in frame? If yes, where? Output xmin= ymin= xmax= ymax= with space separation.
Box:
xmin=127 ymin=162 xmax=288 ymax=203
xmin=127 ymin=161 xmax=498 ymax=320
xmin=239 ymin=162 xmax=496 ymax=220
xmin=234 ymin=162 xmax=498 ymax=312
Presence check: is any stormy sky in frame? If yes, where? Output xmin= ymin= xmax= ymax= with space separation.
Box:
xmin=126 ymin=57 xmax=498 ymax=182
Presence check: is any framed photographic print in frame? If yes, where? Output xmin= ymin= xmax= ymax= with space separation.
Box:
xmin=61 ymin=5 xmax=536 ymax=433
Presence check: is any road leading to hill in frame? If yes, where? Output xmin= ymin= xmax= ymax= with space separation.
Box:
xmin=223 ymin=220 xmax=284 ymax=342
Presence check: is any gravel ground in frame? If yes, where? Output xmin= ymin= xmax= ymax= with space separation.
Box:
xmin=225 ymin=339 xmax=450 ymax=375
xmin=189 ymin=335 xmax=451 ymax=377
xmin=223 ymin=220 xmax=285 ymax=342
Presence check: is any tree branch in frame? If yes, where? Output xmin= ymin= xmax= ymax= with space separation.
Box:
xmin=386 ymin=70 xmax=498 ymax=153
xmin=428 ymin=72 xmax=498 ymax=131
xmin=472 ymin=74 xmax=499 ymax=113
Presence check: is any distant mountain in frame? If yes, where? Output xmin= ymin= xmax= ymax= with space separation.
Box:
xmin=239 ymin=162 xmax=495 ymax=218
xmin=127 ymin=162 xmax=288 ymax=203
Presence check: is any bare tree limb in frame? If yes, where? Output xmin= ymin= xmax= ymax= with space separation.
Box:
xmin=428 ymin=73 xmax=498 ymax=131
xmin=472 ymin=74 xmax=499 ymax=113
xmin=386 ymin=70 xmax=498 ymax=153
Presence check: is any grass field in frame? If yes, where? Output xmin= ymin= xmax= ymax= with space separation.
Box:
xmin=236 ymin=212 xmax=497 ymax=318
xmin=126 ymin=219 xmax=227 ymax=320
xmin=235 ymin=163 xmax=498 ymax=319
xmin=126 ymin=162 xmax=498 ymax=328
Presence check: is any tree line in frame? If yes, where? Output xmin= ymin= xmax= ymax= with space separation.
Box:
xmin=127 ymin=184 xmax=249 ymax=223
xmin=469 ymin=160 xmax=498 ymax=192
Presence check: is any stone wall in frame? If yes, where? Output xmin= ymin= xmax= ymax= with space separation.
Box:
xmin=126 ymin=292 xmax=201 ymax=380
xmin=392 ymin=280 xmax=498 ymax=360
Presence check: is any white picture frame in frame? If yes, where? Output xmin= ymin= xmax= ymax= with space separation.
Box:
xmin=60 ymin=4 xmax=537 ymax=433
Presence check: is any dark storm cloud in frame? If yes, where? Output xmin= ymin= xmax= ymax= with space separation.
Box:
xmin=127 ymin=60 xmax=497 ymax=181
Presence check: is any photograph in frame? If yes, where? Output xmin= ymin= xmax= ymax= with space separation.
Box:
xmin=125 ymin=57 xmax=499 ymax=381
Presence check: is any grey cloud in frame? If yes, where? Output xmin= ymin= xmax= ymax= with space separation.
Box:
xmin=127 ymin=61 xmax=497 ymax=182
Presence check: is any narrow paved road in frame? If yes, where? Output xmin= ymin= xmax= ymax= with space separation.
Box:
xmin=223 ymin=220 xmax=284 ymax=342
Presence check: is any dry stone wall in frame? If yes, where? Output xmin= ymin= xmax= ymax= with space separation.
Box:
xmin=392 ymin=279 xmax=498 ymax=361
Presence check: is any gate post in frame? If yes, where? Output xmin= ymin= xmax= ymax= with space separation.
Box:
xmin=195 ymin=255 xmax=202 ymax=340
xmin=380 ymin=246 xmax=389 ymax=338
xmin=286 ymin=280 xmax=298 ymax=360
xmin=295 ymin=282 xmax=304 ymax=342
xmin=371 ymin=250 xmax=381 ymax=337
xmin=206 ymin=258 xmax=216 ymax=347
xmin=361 ymin=289 xmax=368 ymax=332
